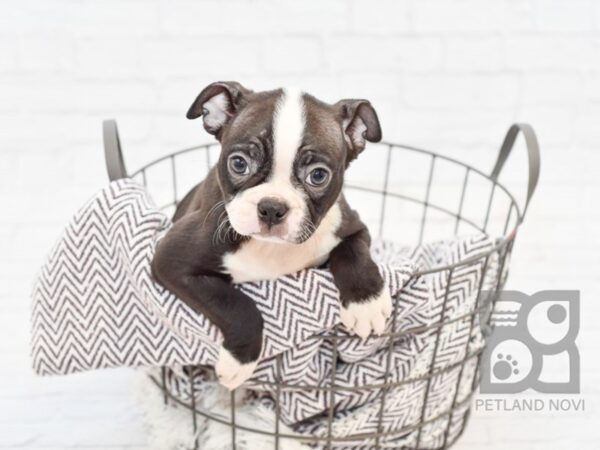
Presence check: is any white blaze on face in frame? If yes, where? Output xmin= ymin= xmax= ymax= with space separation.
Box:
xmin=271 ymin=87 xmax=305 ymax=184
xmin=226 ymin=88 xmax=308 ymax=242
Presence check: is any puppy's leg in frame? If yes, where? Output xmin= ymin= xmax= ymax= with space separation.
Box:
xmin=174 ymin=274 xmax=262 ymax=390
xmin=152 ymin=215 xmax=263 ymax=390
xmin=329 ymin=227 xmax=392 ymax=339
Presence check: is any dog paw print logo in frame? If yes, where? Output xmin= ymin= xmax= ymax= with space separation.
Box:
xmin=480 ymin=290 xmax=580 ymax=394
xmin=494 ymin=353 xmax=520 ymax=380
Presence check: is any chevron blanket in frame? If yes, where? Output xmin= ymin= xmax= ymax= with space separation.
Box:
xmin=31 ymin=179 xmax=498 ymax=449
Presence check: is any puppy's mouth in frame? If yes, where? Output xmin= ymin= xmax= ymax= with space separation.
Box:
xmin=251 ymin=233 xmax=290 ymax=243
xmin=250 ymin=223 xmax=307 ymax=244
xmin=252 ymin=221 xmax=288 ymax=241
xmin=225 ymin=194 xmax=312 ymax=244
xmin=227 ymin=218 xmax=305 ymax=244
xmin=252 ymin=218 xmax=317 ymax=244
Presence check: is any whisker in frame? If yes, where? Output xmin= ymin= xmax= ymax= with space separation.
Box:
xmin=220 ymin=221 xmax=230 ymax=243
xmin=297 ymin=218 xmax=316 ymax=243
xmin=219 ymin=219 xmax=229 ymax=243
xmin=226 ymin=220 xmax=240 ymax=242
xmin=212 ymin=211 xmax=230 ymax=245
xmin=202 ymin=200 xmax=226 ymax=230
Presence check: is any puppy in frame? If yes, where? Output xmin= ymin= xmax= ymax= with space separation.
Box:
xmin=152 ymin=82 xmax=392 ymax=390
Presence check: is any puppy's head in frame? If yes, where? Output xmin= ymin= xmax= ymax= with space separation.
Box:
xmin=187 ymin=81 xmax=381 ymax=244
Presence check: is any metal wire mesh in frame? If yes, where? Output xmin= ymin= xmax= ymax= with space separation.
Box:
xmin=113 ymin=129 xmax=533 ymax=450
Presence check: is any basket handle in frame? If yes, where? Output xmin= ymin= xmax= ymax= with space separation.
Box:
xmin=103 ymin=119 xmax=128 ymax=181
xmin=490 ymin=123 xmax=540 ymax=221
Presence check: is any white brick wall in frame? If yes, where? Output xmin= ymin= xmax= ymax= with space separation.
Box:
xmin=1 ymin=0 xmax=598 ymax=448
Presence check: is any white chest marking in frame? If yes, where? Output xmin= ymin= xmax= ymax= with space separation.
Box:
xmin=222 ymin=203 xmax=342 ymax=283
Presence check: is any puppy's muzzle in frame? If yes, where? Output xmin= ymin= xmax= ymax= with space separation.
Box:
xmin=257 ymin=197 xmax=289 ymax=227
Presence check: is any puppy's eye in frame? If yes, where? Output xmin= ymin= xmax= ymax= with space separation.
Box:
xmin=228 ymin=155 xmax=250 ymax=176
xmin=306 ymin=167 xmax=330 ymax=187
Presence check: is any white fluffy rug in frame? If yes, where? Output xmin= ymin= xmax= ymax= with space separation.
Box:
xmin=134 ymin=369 xmax=310 ymax=450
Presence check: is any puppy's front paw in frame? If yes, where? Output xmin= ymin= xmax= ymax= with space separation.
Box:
xmin=215 ymin=346 xmax=259 ymax=391
xmin=340 ymin=288 xmax=393 ymax=339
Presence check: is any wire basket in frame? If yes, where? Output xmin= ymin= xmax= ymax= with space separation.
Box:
xmin=103 ymin=121 xmax=540 ymax=450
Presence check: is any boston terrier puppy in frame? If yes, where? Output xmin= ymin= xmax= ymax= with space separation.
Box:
xmin=152 ymin=82 xmax=392 ymax=390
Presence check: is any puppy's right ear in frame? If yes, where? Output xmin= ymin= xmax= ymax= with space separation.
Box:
xmin=186 ymin=81 xmax=252 ymax=138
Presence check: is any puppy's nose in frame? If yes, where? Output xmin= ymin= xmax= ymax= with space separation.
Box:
xmin=257 ymin=198 xmax=289 ymax=226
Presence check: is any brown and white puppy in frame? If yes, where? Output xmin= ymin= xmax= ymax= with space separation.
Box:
xmin=152 ymin=82 xmax=392 ymax=390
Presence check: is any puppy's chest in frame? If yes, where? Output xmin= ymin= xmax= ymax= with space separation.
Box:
xmin=222 ymin=232 xmax=340 ymax=283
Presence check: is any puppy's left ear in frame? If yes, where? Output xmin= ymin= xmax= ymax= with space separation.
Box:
xmin=336 ymin=99 xmax=382 ymax=160
xmin=187 ymin=81 xmax=252 ymax=138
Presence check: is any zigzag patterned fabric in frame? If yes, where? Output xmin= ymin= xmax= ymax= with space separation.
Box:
xmin=31 ymin=179 xmax=499 ymax=449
